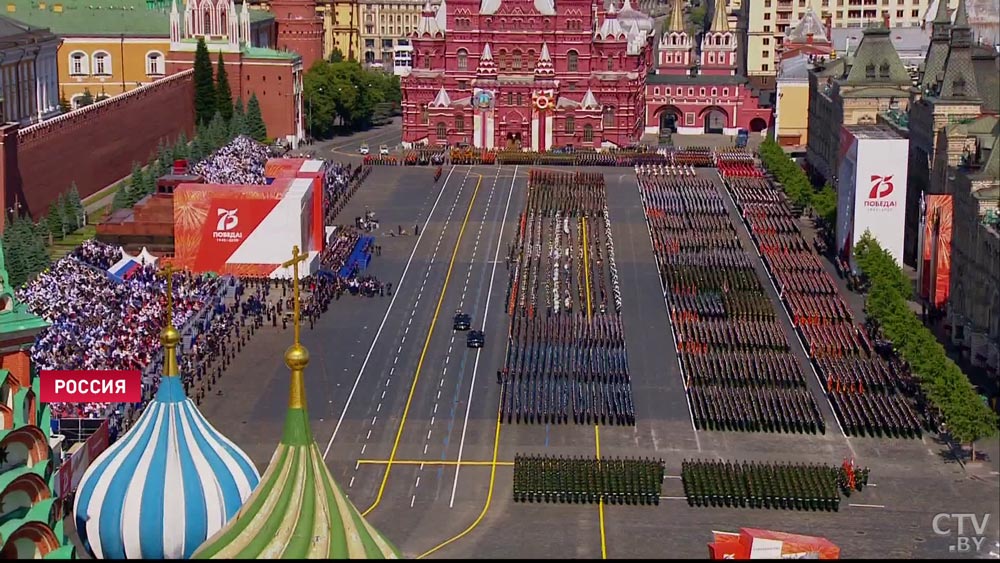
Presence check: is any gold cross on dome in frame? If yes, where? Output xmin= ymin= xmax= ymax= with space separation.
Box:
xmin=282 ymin=245 xmax=308 ymax=346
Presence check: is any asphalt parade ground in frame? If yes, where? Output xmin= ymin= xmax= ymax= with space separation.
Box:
xmin=201 ymin=163 xmax=1000 ymax=559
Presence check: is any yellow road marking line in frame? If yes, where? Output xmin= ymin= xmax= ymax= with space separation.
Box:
xmin=418 ymin=405 xmax=503 ymax=559
xmin=362 ymin=175 xmax=484 ymax=517
xmin=582 ymin=216 xmax=592 ymax=321
xmin=356 ymin=459 xmax=513 ymax=467
xmin=596 ymin=425 xmax=607 ymax=559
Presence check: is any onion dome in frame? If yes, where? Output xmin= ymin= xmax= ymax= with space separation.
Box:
xmin=193 ymin=247 xmax=400 ymax=559
xmin=73 ymin=267 xmax=260 ymax=559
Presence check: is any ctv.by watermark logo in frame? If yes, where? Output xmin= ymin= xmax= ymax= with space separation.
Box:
xmin=933 ymin=513 xmax=993 ymax=554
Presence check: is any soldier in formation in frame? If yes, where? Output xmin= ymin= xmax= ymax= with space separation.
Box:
xmin=501 ymin=170 xmax=633 ymax=426
xmin=681 ymin=459 xmax=864 ymax=511
xmin=500 ymin=314 xmax=633 ymax=425
xmin=639 ymin=171 xmax=826 ymax=435
xmin=724 ymin=172 xmax=924 ymax=440
xmin=513 ymin=454 xmax=665 ymax=505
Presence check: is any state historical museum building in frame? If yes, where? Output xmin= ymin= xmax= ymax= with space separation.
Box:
xmin=401 ymin=0 xmax=654 ymax=150
xmin=400 ymin=0 xmax=772 ymax=150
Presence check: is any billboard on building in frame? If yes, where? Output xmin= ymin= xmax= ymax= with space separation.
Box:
xmin=919 ymin=194 xmax=953 ymax=309
xmin=836 ymin=125 xmax=909 ymax=267
xmin=173 ymin=178 xmax=317 ymax=277
xmin=265 ymin=158 xmax=326 ymax=252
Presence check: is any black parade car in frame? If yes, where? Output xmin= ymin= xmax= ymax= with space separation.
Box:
xmin=453 ymin=311 xmax=472 ymax=331
xmin=467 ymin=330 xmax=485 ymax=349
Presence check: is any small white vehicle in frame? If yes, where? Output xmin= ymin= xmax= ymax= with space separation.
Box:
xmin=359 ymin=144 xmax=370 ymax=155
xmin=379 ymin=144 xmax=390 ymax=155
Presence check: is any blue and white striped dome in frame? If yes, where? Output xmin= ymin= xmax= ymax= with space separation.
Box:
xmin=73 ymin=376 xmax=261 ymax=559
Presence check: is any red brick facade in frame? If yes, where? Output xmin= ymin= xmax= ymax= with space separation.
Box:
xmin=271 ymin=0 xmax=324 ymax=71
xmin=166 ymin=51 xmax=303 ymax=142
xmin=0 ymin=70 xmax=196 ymax=227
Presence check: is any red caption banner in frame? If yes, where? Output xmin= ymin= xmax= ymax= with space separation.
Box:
xmin=39 ymin=370 xmax=142 ymax=403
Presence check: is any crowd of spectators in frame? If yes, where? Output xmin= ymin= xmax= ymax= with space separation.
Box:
xmin=14 ymin=139 xmax=385 ymax=432
xmin=191 ymin=135 xmax=274 ymax=185
xmin=16 ymin=243 xmax=223 ymax=420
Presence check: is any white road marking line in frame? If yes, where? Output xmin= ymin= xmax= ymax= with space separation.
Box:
xmin=424 ymin=443 xmax=429 ymax=454
xmin=660 ymin=496 xmax=687 ymax=500
xmin=366 ymin=429 xmax=372 ymax=440
xmin=849 ymin=503 xmax=886 ymax=509
xmin=411 ymin=495 xmax=416 ymax=508
xmin=361 ymin=444 xmax=367 ymax=455
xmin=322 ymin=166 xmax=458 ymax=460
xmin=372 ymin=416 xmax=378 ymax=425
xmin=349 ymin=476 xmax=355 ymax=488
xmin=415 ymin=477 xmax=421 ymax=488
xmin=377 ymin=403 xmax=382 ymax=412
xmin=450 ymin=165 xmax=515 ymax=508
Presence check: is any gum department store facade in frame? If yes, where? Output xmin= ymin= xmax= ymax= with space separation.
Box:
xmin=399 ymin=0 xmax=772 ymax=150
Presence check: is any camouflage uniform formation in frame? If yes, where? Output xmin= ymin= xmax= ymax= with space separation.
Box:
xmin=513 ymin=454 xmax=665 ymax=505
xmin=502 ymin=170 xmax=634 ymax=426
xmin=681 ymin=459 xmax=870 ymax=511
xmin=638 ymin=169 xmax=825 ymax=434
xmin=721 ymin=159 xmax=923 ymax=439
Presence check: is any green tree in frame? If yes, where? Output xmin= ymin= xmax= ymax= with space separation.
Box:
xmin=156 ymin=138 xmax=172 ymax=169
xmin=126 ymin=162 xmax=146 ymax=207
xmin=228 ymin=104 xmax=247 ymax=138
xmin=78 ymin=89 xmax=95 ymax=107
xmin=853 ymin=233 xmax=998 ymax=453
xmin=111 ymin=182 xmax=130 ymax=211
xmin=812 ymin=184 xmax=837 ymax=226
xmin=193 ymin=37 xmax=216 ymax=125
xmin=20 ymin=217 xmax=50 ymax=279
xmin=303 ymin=64 xmax=338 ymax=139
xmin=141 ymin=166 xmax=158 ymax=197
xmin=56 ymin=193 xmax=74 ymax=236
xmin=2 ymin=222 xmax=26 ymax=287
xmin=46 ymin=203 xmax=63 ymax=239
xmin=328 ymin=47 xmax=345 ymax=63
xmin=245 ymin=93 xmax=268 ymax=142
xmin=2 ymin=217 xmax=28 ymax=287
xmin=207 ymin=111 xmax=229 ymax=149
xmin=67 ymin=183 xmax=84 ymax=228
xmin=189 ymin=133 xmax=208 ymax=163
xmin=59 ymin=94 xmax=72 ymax=113
xmin=215 ymin=51 xmax=234 ymax=121
xmin=172 ymin=130 xmax=190 ymax=160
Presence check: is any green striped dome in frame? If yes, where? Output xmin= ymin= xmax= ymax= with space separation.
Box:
xmin=192 ymin=340 xmax=401 ymax=559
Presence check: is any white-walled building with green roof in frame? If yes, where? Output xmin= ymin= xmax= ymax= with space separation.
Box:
xmin=5 ymin=0 xmax=275 ymax=105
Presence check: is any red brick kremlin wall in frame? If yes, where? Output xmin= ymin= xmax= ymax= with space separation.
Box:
xmin=0 ymin=69 xmax=196 ymax=230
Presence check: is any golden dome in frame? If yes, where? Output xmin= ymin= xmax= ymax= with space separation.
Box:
xmin=160 ymin=324 xmax=181 ymax=347
xmin=284 ymin=343 xmax=310 ymax=371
